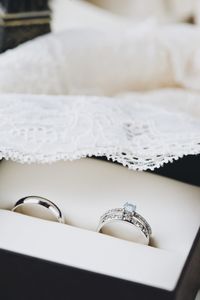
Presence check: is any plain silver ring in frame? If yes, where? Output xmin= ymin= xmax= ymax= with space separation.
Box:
xmin=12 ymin=196 xmax=65 ymax=223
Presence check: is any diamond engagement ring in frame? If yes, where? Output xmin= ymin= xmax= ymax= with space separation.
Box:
xmin=97 ymin=202 xmax=152 ymax=245
xmin=12 ymin=196 xmax=65 ymax=223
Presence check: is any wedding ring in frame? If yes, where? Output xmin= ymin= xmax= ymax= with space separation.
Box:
xmin=97 ymin=202 xmax=152 ymax=245
xmin=12 ymin=196 xmax=65 ymax=223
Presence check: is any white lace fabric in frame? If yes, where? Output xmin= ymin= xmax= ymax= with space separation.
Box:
xmin=0 ymin=90 xmax=199 ymax=170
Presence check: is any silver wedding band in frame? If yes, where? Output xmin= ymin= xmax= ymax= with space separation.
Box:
xmin=12 ymin=196 xmax=65 ymax=223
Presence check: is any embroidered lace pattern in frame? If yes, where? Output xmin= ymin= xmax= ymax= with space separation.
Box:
xmin=0 ymin=91 xmax=199 ymax=170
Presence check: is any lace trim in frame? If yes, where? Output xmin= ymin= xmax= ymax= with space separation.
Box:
xmin=0 ymin=92 xmax=199 ymax=170
xmin=0 ymin=145 xmax=200 ymax=170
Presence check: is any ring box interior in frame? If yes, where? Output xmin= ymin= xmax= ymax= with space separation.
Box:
xmin=0 ymin=158 xmax=199 ymax=300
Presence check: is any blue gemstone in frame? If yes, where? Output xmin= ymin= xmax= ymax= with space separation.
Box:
xmin=123 ymin=202 xmax=136 ymax=213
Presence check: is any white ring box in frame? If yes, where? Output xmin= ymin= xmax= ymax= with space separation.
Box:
xmin=0 ymin=158 xmax=199 ymax=300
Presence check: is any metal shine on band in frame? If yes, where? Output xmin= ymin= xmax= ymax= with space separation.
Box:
xmin=12 ymin=196 xmax=65 ymax=224
xmin=97 ymin=202 xmax=152 ymax=245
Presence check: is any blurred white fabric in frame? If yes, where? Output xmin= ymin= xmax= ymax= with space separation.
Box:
xmin=196 ymin=290 xmax=200 ymax=300
xmin=50 ymin=0 xmax=134 ymax=31
xmin=195 ymin=0 xmax=200 ymax=24
xmin=0 ymin=24 xmax=200 ymax=95
xmin=88 ymin=0 xmax=196 ymax=23
xmin=50 ymin=0 xmax=198 ymax=29
xmin=1 ymin=0 xmax=200 ymax=96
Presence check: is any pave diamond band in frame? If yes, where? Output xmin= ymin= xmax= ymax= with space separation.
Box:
xmin=97 ymin=203 xmax=152 ymax=245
